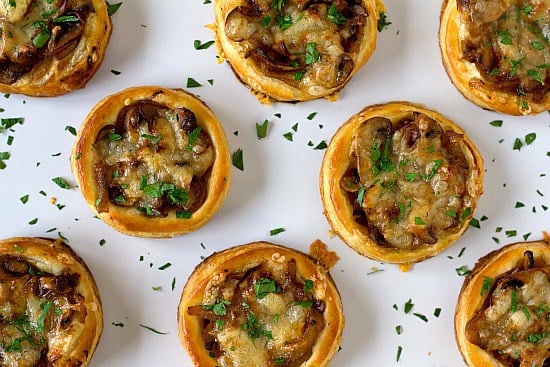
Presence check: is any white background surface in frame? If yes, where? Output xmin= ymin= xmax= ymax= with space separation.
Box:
xmin=0 ymin=0 xmax=549 ymax=366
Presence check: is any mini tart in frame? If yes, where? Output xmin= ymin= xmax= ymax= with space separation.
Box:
xmin=455 ymin=238 xmax=550 ymax=367
xmin=439 ymin=0 xmax=550 ymax=115
xmin=213 ymin=0 xmax=383 ymax=103
xmin=178 ymin=240 xmax=344 ymax=367
xmin=71 ymin=86 xmax=231 ymax=238
xmin=320 ymin=102 xmax=484 ymax=265
xmin=0 ymin=237 xmax=102 ymax=366
xmin=0 ymin=0 xmax=112 ymax=96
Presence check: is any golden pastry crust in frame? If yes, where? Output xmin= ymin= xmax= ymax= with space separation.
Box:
xmin=178 ymin=240 xmax=344 ymax=367
xmin=320 ymin=101 xmax=484 ymax=264
xmin=71 ymin=86 xmax=231 ymax=238
xmin=439 ymin=0 xmax=550 ymax=115
xmin=213 ymin=0 xmax=383 ymax=102
xmin=0 ymin=237 xmax=102 ymax=366
xmin=455 ymin=238 xmax=550 ymax=367
xmin=0 ymin=0 xmax=112 ymax=96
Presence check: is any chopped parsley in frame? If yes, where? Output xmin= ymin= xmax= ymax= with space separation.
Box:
xmin=52 ymin=177 xmax=70 ymax=189
xmin=481 ymin=276 xmax=493 ymax=296
xmin=413 ymin=312 xmax=428 ymax=322
xmin=276 ymin=13 xmax=292 ymax=30
xmin=254 ymin=278 xmax=279 ymax=299
xmin=138 ymin=324 xmax=168 ymax=335
xmin=455 ymin=265 xmax=471 ymax=276
xmin=158 ymin=262 xmax=171 ymax=270
xmin=327 ymin=3 xmax=346 ymax=24
xmin=313 ymin=140 xmax=327 ymax=150
xmin=256 ymin=119 xmax=269 ymax=139
xmin=396 ymin=345 xmax=403 ymax=362
xmin=489 ymin=120 xmax=503 ymax=127
xmin=305 ymin=42 xmax=320 ymax=65
xmin=186 ymin=77 xmax=202 ymax=88
xmin=203 ymin=299 xmax=231 ymax=316
xmin=193 ymin=39 xmax=215 ymax=50
xmin=232 ymin=148 xmax=244 ymax=171
xmin=269 ymin=227 xmax=285 ymax=236
xmin=404 ymin=299 xmax=414 ymax=314
xmin=107 ymin=2 xmax=122 ymax=16
xmin=65 ymin=125 xmax=77 ymax=136
xmin=377 ymin=12 xmax=391 ymax=32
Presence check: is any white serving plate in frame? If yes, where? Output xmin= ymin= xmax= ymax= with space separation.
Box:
xmin=0 ymin=0 xmax=548 ymax=366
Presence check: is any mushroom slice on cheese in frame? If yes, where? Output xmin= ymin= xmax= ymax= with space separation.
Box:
xmin=455 ymin=237 xmax=550 ymax=367
xmin=71 ymin=86 xmax=231 ymax=238
xmin=0 ymin=0 xmax=112 ymax=96
xmin=178 ymin=240 xmax=344 ymax=367
xmin=320 ymin=102 xmax=484 ymax=265
xmin=213 ymin=0 xmax=384 ymax=102
xmin=0 ymin=237 xmax=102 ymax=366
xmin=439 ymin=0 xmax=550 ymax=115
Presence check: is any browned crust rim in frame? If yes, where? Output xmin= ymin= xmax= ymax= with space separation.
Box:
xmin=319 ymin=101 xmax=484 ymax=264
xmin=0 ymin=0 xmax=112 ymax=97
xmin=0 ymin=237 xmax=103 ymax=366
xmin=178 ymin=241 xmax=345 ymax=367
xmin=438 ymin=0 xmax=550 ymax=116
xmin=213 ymin=0 xmax=383 ymax=103
xmin=454 ymin=238 xmax=550 ymax=367
xmin=70 ymin=86 xmax=231 ymax=238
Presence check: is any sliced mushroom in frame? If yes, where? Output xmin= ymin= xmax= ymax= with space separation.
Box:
xmin=175 ymin=107 xmax=198 ymax=133
xmin=353 ymin=117 xmax=392 ymax=186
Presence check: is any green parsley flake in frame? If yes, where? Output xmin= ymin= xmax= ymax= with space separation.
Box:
xmin=139 ymin=324 xmax=168 ymax=335
xmin=270 ymin=227 xmax=285 ymax=236
xmin=107 ymin=2 xmax=122 ymax=16
xmin=158 ymin=262 xmax=171 ymax=270
xmin=328 ymin=3 xmax=346 ymax=24
xmin=232 ymin=148 xmax=244 ymax=171
xmin=65 ymin=125 xmax=77 ymax=136
xmin=186 ymin=77 xmax=202 ymax=88
xmin=377 ymin=12 xmax=391 ymax=32
xmin=254 ymin=278 xmax=278 ymax=299
xmin=305 ymin=43 xmax=320 ymax=65
xmin=52 ymin=177 xmax=70 ymax=189
xmin=455 ymin=265 xmax=471 ymax=276
xmin=193 ymin=39 xmax=215 ymax=50
xmin=481 ymin=276 xmax=493 ymax=296
xmin=256 ymin=119 xmax=269 ymax=139
xmin=404 ymin=299 xmax=414 ymax=314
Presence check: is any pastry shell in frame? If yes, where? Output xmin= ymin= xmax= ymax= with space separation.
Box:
xmin=213 ymin=0 xmax=383 ymax=103
xmin=439 ymin=0 xmax=550 ymax=115
xmin=0 ymin=237 xmax=103 ymax=366
xmin=71 ymin=86 xmax=231 ymax=238
xmin=454 ymin=238 xmax=550 ymax=367
xmin=178 ymin=241 xmax=344 ymax=367
xmin=319 ymin=101 xmax=484 ymax=264
xmin=0 ymin=0 xmax=112 ymax=97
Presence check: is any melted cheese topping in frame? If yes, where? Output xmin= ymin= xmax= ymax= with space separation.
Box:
xmin=0 ymin=0 xmax=91 ymax=83
xmin=341 ymin=113 xmax=473 ymax=250
xmin=466 ymin=267 xmax=550 ymax=367
xmin=93 ymin=102 xmax=215 ymax=217
xmin=189 ymin=259 xmax=324 ymax=367
xmin=0 ymin=257 xmax=86 ymax=366
xmin=459 ymin=0 xmax=550 ymax=101
xmin=224 ymin=0 xmax=366 ymax=92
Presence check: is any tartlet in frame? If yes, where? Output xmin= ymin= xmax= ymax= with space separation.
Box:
xmin=455 ymin=237 xmax=550 ymax=367
xmin=178 ymin=240 xmax=344 ymax=367
xmin=0 ymin=237 xmax=103 ymax=366
xmin=320 ymin=102 xmax=484 ymax=265
xmin=439 ymin=0 xmax=550 ymax=115
xmin=213 ymin=0 xmax=384 ymax=102
xmin=71 ymin=86 xmax=231 ymax=238
xmin=0 ymin=0 xmax=112 ymax=96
